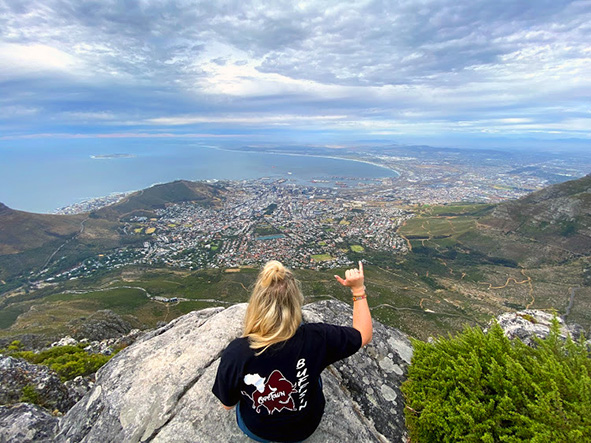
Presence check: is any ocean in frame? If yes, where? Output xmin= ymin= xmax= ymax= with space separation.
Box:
xmin=0 ymin=141 xmax=397 ymax=213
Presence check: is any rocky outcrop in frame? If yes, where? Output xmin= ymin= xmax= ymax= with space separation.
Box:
xmin=67 ymin=310 xmax=135 ymax=342
xmin=0 ymin=356 xmax=74 ymax=413
xmin=64 ymin=376 xmax=95 ymax=405
xmin=51 ymin=328 xmax=144 ymax=357
xmin=494 ymin=309 xmax=589 ymax=347
xmin=0 ymin=403 xmax=59 ymax=443
xmin=56 ymin=300 xmax=412 ymax=442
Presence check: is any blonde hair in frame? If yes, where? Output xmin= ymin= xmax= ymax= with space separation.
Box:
xmin=243 ymin=260 xmax=304 ymax=355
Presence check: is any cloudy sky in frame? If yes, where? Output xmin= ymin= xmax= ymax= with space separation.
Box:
xmin=1 ymin=0 xmax=590 ymax=149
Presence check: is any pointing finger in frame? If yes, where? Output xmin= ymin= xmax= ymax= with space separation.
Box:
xmin=358 ymin=261 xmax=364 ymax=274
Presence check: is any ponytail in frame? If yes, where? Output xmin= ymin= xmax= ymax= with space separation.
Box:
xmin=243 ymin=261 xmax=304 ymax=354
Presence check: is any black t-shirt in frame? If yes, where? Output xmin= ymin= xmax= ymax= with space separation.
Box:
xmin=212 ymin=323 xmax=362 ymax=442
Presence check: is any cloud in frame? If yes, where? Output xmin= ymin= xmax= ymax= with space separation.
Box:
xmin=0 ymin=131 xmax=247 ymax=140
xmin=0 ymin=0 xmax=590 ymax=143
xmin=0 ymin=43 xmax=82 ymax=79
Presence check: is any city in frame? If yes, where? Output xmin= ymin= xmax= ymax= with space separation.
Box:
xmin=46 ymin=146 xmax=590 ymax=283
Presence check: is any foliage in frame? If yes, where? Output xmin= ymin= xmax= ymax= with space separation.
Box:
xmin=20 ymin=384 xmax=42 ymax=405
xmin=517 ymin=313 xmax=537 ymax=324
xmin=10 ymin=344 xmax=113 ymax=381
xmin=560 ymin=221 xmax=577 ymax=237
xmin=402 ymin=322 xmax=591 ymax=442
xmin=7 ymin=339 xmax=23 ymax=351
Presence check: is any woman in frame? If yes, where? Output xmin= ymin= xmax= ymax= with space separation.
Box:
xmin=212 ymin=260 xmax=372 ymax=442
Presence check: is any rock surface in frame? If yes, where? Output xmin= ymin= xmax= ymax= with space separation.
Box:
xmin=56 ymin=300 xmax=412 ymax=442
xmin=494 ymin=309 xmax=589 ymax=346
xmin=64 ymin=376 xmax=95 ymax=405
xmin=0 ymin=403 xmax=59 ymax=443
xmin=0 ymin=356 xmax=74 ymax=413
xmin=68 ymin=310 xmax=135 ymax=342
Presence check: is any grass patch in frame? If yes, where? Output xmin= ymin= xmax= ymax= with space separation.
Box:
xmin=350 ymin=244 xmax=365 ymax=253
xmin=311 ymin=254 xmax=333 ymax=262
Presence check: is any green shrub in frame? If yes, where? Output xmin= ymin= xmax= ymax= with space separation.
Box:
xmin=7 ymin=340 xmax=23 ymax=351
xmin=517 ymin=313 xmax=537 ymax=324
xmin=402 ymin=322 xmax=591 ymax=442
xmin=20 ymin=384 xmax=41 ymax=405
xmin=10 ymin=344 xmax=114 ymax=381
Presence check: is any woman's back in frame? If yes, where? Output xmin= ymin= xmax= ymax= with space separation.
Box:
xmin=213 ymin=322 xmax=361 ymax=442
xmin=212 ymin=260 xmax=371 ymax=442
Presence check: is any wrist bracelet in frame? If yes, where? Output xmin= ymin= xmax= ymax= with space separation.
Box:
xmin=352 ymin=294 xmax=367 ymax=302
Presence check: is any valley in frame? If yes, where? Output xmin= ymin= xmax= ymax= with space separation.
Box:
xmin=1 ymin=175 xmax=590 ymax=346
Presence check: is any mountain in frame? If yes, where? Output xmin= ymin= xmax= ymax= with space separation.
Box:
xmin=0 ymin=181 xmax=225 ymax=278
xmin=481 ymin=173 xmax=591 ymax=257
xmin=2 ymin=176 xmax=590 ymax=348
xmin=92 ymin=180 xmax=225 ymax=221
xmin=0 ymin=204 xmax=86 ymax=255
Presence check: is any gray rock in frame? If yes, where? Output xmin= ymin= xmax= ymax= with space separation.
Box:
xmin=0 ymin=403 xmax=59 ymax=443
xmin=0 ymin=356 xmax=74 ymax=413
xmin=304 ymin=300 xmax=411 ymax=440
xmin=68 ymin=310 xmax=134 ymax=342
xmin=57 ymin=301 xmax=411 ymax=442
xmin=51 ymin=336 xmax=79 ymax=348
xmin=64 ymin=376 xmax=95 ymax=405
xmin=81 ymin=329 xmax=144 ymax=356
xmin=494 ymin=310 xmax=584 ymax=346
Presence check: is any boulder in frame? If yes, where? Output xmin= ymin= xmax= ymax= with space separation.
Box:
xmin=0 ymin=356 xmax=74 ymax=413
xmin=494 ymin=310 xmax=588 ymax=346
xmin=0 ymin=403 xmax=59 ymax=443
xmin=57 ymin=300 xmax=412 ymax=442
xmin=68 ymin=310 xmax=135 ymax=342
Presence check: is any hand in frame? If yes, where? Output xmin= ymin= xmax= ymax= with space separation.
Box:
xmin=334 ymin=261 xmax=364 ymax=292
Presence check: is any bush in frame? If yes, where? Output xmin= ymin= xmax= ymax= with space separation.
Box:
xmin=20 ymin=384 xmax=41 ymax=405
xmin=402 ymin=322 xmax=591 ymax=442
xmin=10 ymin=344 xmax=113 ymax=381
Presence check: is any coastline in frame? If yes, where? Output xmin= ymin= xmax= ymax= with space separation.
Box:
xmin=202 ymin=145 xmax=401 ymax=177
xmin=7 ymin=146 xmax=400 ymax=214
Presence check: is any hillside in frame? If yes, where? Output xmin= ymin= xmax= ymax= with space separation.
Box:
xmin=481 ymin=173 xmax=591 ymax=257
xmin=0 ymin=181 xmax=226 ymax=285
xmin=396 ymin=174 xmax=591 ymax=332
xmin=0 ymin=204 xmax=86 ymax=255
xmin=92 ymin=180 xmax=226 ymax=221
xmin=1 ymin=176 xmax=590 ymax=347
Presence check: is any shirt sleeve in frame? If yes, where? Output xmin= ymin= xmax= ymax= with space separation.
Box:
xmin=321 ymin=324 xmax=362 ymax=368
xmin=212 ymin=342 xmax=243 ymax=407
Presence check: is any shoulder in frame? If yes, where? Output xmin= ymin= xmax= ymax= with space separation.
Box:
xmin=301 ymin=322 xmax=358 ymax=337
xmin=222 ymin=337 xmax=252 ymax=359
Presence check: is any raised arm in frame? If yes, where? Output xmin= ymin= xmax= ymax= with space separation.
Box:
xmin=335 ymin=261 xmax=373 ymax=346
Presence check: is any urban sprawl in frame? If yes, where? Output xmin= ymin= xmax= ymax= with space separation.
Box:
xmin=48 ymin=150 xmax=585 ymax=282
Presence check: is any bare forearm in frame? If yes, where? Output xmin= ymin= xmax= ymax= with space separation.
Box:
xmin=335 ymin=261 xmax=372 ymax=346
xmin=353 ymin=295 xmax=372 ymax=346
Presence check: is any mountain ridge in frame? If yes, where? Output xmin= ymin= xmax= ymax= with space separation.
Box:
xmin=481 ymin=173 xmax=591 ymax=257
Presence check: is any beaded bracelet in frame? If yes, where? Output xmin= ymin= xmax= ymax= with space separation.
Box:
xmin=352 ymin=294 xmax=367 ymax=302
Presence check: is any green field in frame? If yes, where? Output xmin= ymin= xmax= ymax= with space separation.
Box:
xmin=311 ymin=254 xmax=333 ymax=261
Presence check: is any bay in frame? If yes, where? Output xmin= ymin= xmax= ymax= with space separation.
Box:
xmin=0 ymin=141 xmax=397 ymax=213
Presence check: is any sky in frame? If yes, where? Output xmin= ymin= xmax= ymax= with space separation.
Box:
xmin=1 ymin=0 xmax=591 ymax=150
